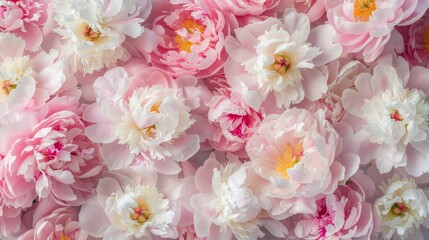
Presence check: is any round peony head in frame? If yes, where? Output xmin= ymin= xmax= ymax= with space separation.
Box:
xmin=18 ymin=207 xmax=88 ymax=240
xmin=151 ymin=0 xmax=237 ymax=78
xmin=374 ymin=175 xmax=429 ymax=239
xmin=402 ymin=12 xmax=429 ymax=68
xmin=2 ymin=111 xmax=103 ymax=208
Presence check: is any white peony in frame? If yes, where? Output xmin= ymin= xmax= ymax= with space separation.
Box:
xmin=105 ymin=184 xmax=175 ymax=238
xmin=374 ymin=175 xmax=429 ymax=239
xmin=115 ymin=85 xmax=195 ymax=159
xmin=54 ymin=0 xmax=151 ymax=73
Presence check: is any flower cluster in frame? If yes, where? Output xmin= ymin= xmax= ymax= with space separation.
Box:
xmin=1 ymin=0 xmax=429 ymax=240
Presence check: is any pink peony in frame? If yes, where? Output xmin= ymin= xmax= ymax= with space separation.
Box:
xmin=0 ymin=176 xmax=23 ymax=239
xmin=402 ymin=12 xmax=429 ymax=67
xmin=293 ymin=180 xmax=373 ymax=239
xmin=203 ymin=0 xmax=281 ymax=16
xmin=0 ymin=33 xmax=65 ymax=125
xmin=79 ymin=165 xmax=183 ymax=239
xmin=191 ymin=155 xmax=287 ymax=240
xmin=18 ymin=207 xmax=88 ymax=240
xmin=342 ymin=54 xmax=429 ymax=176
xmin=326 ymin=0 xmax=429 ymax=62
xmin=2 ymin=111 xmax=103 ymax=208
xmin=284 ymin=0 xmax=327 ymax=22
xmin=150 ymin=0 xmax=238 ymax=78
xmin=207 ymin=88 xmax=263 ymax=155
xmin=0 ymin=0 xmax=48 ymax=51
xmin=224 ymin=9 xmax=341 ymax=110
xmin=246 ymin=108 xmax=358 ymax=219
xmin=84 ymin=65 xmax=209 ymax=175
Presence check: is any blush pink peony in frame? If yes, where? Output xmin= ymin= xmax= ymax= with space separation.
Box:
xmin=84 ymin=65 xmax=209 ymax=175
xmin=246 ymin=108 xmax=358 ymax=219
xmin=150 ymin=0 xmax=238 ymax=78
xmin=342 ymin=54 xmax=429 ymax=176
xmin=2 ymin=111 xmax=103 ymax=208
xmin=293 ymin=180 xmax=373 ymax=239
xmin=0 ymin=0 xmax=49 ymax=51
xmin=402 ymin=12 xmax=429 ymax=68
xmin=225 ymin=9 xmax=341 ymax=110
xmin=18 ymin=207 xmax=88 ymax=240
xmin=326 ymin=0 xmax=429 ymax=62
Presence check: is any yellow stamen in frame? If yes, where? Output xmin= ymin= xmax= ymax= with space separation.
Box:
xmin=59 ymin=232 xmax=70 ymax=240
xmin=275 ymin=143 xmax=304 ymax=179
xmin=354 ymin=0 xmax=376 ymax=22
xmin=423 ymin=26 xmax=429 ymax=52
xmin=173 ymin=19 xmax=205 ymax=53
xmin=130 ymin=205 xmax=151 ymax=224
xmin=83 ymin=24 xmax=100 ymax=41
xmin=1 ymin=80 xmax=16 ymax=95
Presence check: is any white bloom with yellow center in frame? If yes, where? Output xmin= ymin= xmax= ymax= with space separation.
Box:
xmin=0 ymin=56 xmax=35 ymax=103
xmin=115 ymin=85 xmax=194 ymax=159
xmin=374 ymin=175 xmax=429 ymax=239
xmin=54 ymin=0 xmax=150 ymax=73
xmin=105 ymin=185 xmax=174 ymax=238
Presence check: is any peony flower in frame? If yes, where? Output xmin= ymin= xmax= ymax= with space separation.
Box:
xmin=205 ymin=0 xmax=281 ymax=17
xmin=18 ymin=207 xmax=88 ymax=240
xmin=246 ymin=108 xmax=357 ymax=219
xmin=150 ymin=0 xmax=238 ymax=78
xmin=342 ymin=55 xmax=429 ymax=176
xmin=0 ymin=0 xmax=48 ymax=51
xmin=0 ymin=33 xmax=65 ymax=125
xmin=283 ymin=0 xmax=327 ymax=22
xmin=84 ymin=66 xmax=206 ymax=174
xmin=54 ymin=0 xmax=152 ymax=73
xmin=79 ymin=165 xmax=182 ymax=239
xmin=2 ymin=111 xmax=103 ymax=208
xmin=225 ymin=9 xmax=341 ymax=110
xmin=293 ymin=180 xmax=373 ymax=239
xmin=191 ymin=155 xmax=287 ymax=240
xmin=401 ymin=12 xmax=429 ymax=68
xmin=374 ymin=175 xmax=429 ymax=239
xmin=0 ymin=176 xmax=23 ymax=239
xmin=326 ymin=0 xmax=429 ymax=62
xmin=207 ymin=89 xmax=263 ymax=155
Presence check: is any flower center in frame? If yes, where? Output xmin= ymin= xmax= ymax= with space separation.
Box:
xmin=423 ymin=25 xmax=429 ymax=52
xmin=59 ymin=232 xmax=71 ymax=240
xmin=275 ymin=143 xmax=304 ymax=179
xmin=143 ymin=105 xmax=160 ymax=135
xmin=390 ymin=109 xmax=404 ymax=122
xmin=1 ymin=80 xmax=16 ymax=95
xmin=130 ymin=205 xmax=151 ymax=224
xmin=354 ymin=0 xmax=376 ymax=22
xmin=390 ymin=202 xmax=408 ymax=215
xmin=272 ymin=54 xmax=292 ymax=74
xmin=83 ymin=24 xmax=101 ymax=41
xmin=173 ymin=19 xmax=205 ymax=53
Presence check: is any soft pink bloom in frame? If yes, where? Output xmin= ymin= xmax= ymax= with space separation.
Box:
xmin=2 ymin=111 xmax=103 ymax=208
xmin=342 ymin=54 xmax=429 ymax=176
xmin=150 ymin=0 xmax=238 ymax=78
xmin=293 ymin=181 xmax=373 ymax=239
xmin=326 ymin=0 xmax=429 ymax=62
xmin=246 ymin=108 xmax=359 ymax=219
xmin=191 ymin=155 xmax=287 ymax=240
xmin=0 ymin=0 xmax=48 ymax=51
xmin=203 ymin=0 xmax=281 ymax=16
xmin=225 ymin=9 xmax=341 ymax=110
xmin=18 ymin=207 xmax=88 ymax=240
xmin=283 ymin=0 xmax=327 ymax=22
xmin=0 ymin=177 xmax=23 ymax=239
xmin=84 ymin=65 xmax=209 ymax=174
xmin=401 ymin=12 xmax=429 ymax=67
xmin=0 ymin=33 xmax=65 ymax=125
xmin=207 ymin=88 xmax=263 ymax=155
xmin=79 ymin=165 xmax=182 ymax=239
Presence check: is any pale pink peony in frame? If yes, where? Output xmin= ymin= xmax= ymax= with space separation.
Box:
xmin=191 ymin=155 xmax=287 ymax=240
xmin=0 ymin=175 xmax=23 ymax=239
xmin=225 ymin=9 xmax=341 ymax=110
xmin=0 ymin=0 xmax=49 ymax=51
xmin=326 ymin=0 xmax=429 ymax=62
xmin=293 ymin=180 xmax=373 ymax=239
xmin=84 ymin=65 xmax=209 ymax=175
xmin=401 ymin=12 xmax=429 ymax=67
xmin=2 ymin=111 xmax=103 ymax=208
xmin=18 ymin=207 xmax=88 ymax=240
xmin=79 ymin=165 xmax=182 ymax=239
xmin=342 ymin=54 xmax=429 ymax=176
xmin=150 ymin=0 xmax=238 ymax=78
xmin=203 ymin=0 xmax=281 ymax=16
xmin=246 ymin=108 xmax=359 ymax=219
xmin=0 ymin=33 xmax=65 ymax=125
xmin=283 ymin=0 xmax=327 ymax=22
xmin=207 ymin=89 xmax=263 ymax=155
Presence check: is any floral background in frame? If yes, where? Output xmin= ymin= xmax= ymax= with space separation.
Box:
xmin=1 ymin=0 xmax=429 ymax=239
